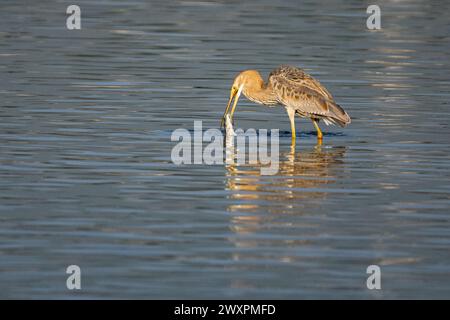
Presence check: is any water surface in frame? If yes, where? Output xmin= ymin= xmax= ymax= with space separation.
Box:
xmin=1 ymin=0 xmax=450 ymax=298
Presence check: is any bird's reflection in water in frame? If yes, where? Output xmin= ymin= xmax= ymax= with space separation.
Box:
xmin=223 ymin=138 xmax=347 ymax=275
xmin=225 ymin=142 xmax=347 ymax=214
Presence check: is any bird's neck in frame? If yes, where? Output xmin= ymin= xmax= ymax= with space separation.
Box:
xmin=244 ymin=81 xmax=278 ymax=105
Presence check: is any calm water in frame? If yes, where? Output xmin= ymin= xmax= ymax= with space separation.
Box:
xmin=1 ymin=0 xmax=450 ymax=299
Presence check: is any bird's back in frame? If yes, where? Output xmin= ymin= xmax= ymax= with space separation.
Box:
xmin=269 ymin=65 xmax=334 ymax=101
xmin=268 ymin=65 xmax=351 ymax=127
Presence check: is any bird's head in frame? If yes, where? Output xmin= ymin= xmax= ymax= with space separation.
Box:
xmin=221 ymin=70 xmax=264 ymax=128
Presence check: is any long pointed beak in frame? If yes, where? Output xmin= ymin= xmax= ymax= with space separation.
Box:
xmin=221 ymin=87 xmax=237 ymax=129
xmin=221 ymin=85 xmax=242 ymax=129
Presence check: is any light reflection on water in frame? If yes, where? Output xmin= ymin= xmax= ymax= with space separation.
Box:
xmin=225 ymin=144 xmax=348 ymax=211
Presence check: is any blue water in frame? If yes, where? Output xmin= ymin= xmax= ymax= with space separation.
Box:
xmin=0 ymin=0 xmax=449 ymax=298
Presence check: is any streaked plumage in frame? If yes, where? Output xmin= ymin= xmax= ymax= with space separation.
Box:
xmin=221 ymin=65 xmax=351 ymax=144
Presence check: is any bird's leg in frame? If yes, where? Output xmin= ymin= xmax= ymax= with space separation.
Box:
xmin=287 ymin=108 xmax=296 ymax=145
xmin=312 ymin=119 xmax=323 ymax=142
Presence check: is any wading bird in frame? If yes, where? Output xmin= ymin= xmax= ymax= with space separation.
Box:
xmin=221 ymin=65 xmax=351 ymax=144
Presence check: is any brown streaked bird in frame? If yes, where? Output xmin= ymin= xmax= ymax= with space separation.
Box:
xmin=221 ymin=65 xmax=351 ymax=144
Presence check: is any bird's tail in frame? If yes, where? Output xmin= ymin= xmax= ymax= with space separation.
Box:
xmin=324 ymin=102 xmax=351 ymax=127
